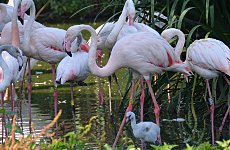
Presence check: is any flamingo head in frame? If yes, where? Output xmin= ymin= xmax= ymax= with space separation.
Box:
xmin=7 ymin=46 xmax=23 ymax=71
xmin=20 ymin=0 xmax=31 ymax=21
xmin=125 ymin=0 xmax=135 ymax=26
xmin=126 ymin=111 xmax=135 ymax=123
xmin=64 ymin=34 xmax=72 ymax=57
xmin=64 ymin=31 xmax=89 ymax=56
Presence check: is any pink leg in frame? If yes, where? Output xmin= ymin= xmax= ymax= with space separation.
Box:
xmin=10 ymin=84 xmax=14 ymax=112
xmin=206 ymin=79 xmax=214 ymax=145
xmin=218 ymin=104 xmax=230 ymax=136
xmin=70 ymin=82 xmax=76 ymax=133
xmin=146 ymin=80 xmax=161 ymax=143
xmin=97 ymin=56 xmax=104 ymax=106
xmin=20 ymin=60 xmax=27 ymax=99
xmin=27 ymin=58 xmax=32 ymax=133
xmin=140 ymin=76 xmax=145 ymax=122
xmin=51 ymin=64 xmax=58 ymax=129
xmin=112 ymin=79 xmax=137 ymax=148
xmin=223 ymin=75 xmax=230 ymax=85
xmin=1 ymin=92 xmax=5 ymax=143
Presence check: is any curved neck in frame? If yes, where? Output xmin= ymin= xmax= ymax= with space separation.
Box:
xmin=130 ymin=116 xmax=137 ymax=130
xmin=11 ymin=0 xmax=21 ymax=48
xmin=0 ymin=4 xmax=7 ymax=22
xmin=73 ymin=25 xmax=117 ymax=77
xmin=23 ymin=0 xmax=36 ymax=52
xmin=105 ymin=2 xmax=129 ymax=48
xmin=0 ymin=46 xmax=12 ymax=91
xmin=174 ymin=31 xmax=185 ymax=61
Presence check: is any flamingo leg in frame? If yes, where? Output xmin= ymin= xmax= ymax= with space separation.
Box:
xmin=112 ymin=73 xmax=123 ymax=98
xmin=1 ymin=92 xmax=5 ymax=143
xmin=97 ymin=56 xmax=104 ymax=106
xmin=70 ymin=82 xmax=76 ymax=133
xmin=27 ymin=58 xmax=32 ymax=133
xmin=218 ymin=104 xmax=230 ymax=137
xmin=19 ymin=58 xmax=28 ymax=100
xmin=146 ymin=79 xmax=161 ymax=143
xmin=140 ymin=76 xmax=145 ymax=122
xmin=140 ymin=76 xmax=145 ymax=150
xmin=112 ymin=79 xmax=137 ymax=148
xmin=206 ymin=79 xmax=215 ymax=145
xmin=10 ymin=84 xmax=14 ymax=112
xmin=51 ymin=64 xmax=58 ymax=129
xmin=223 ymin=75 xmax=230 ymax=85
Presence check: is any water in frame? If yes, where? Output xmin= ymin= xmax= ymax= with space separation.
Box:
xmin=1 ymin=59 xmax=229 ymax=149
xmin=0 ymin=22 xmax=229 ymax=149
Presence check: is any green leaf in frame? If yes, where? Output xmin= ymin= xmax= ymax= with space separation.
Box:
xmin=205 ymin=0 xmax=210 ymax=24
xmin=177 ymin=7 xmax=195 ymax=29
xmin=0 ymin=108 xmax=5 ymax=114
xmin=185 ymin=25 xmax=202 ymax=48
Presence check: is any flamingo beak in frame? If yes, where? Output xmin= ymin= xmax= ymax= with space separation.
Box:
xmin=65 ymin=50 xmax=72 ymax=57
xmin=80 ymin=43 xmax=90 ymax=53
xmin=18 ymin=16 xmax=24 ymax=25
xmin=128 ymin=17 xmax=134 ymax=26
xmin=17 ymin=56 xmax=23 ymax=71
xmin=126 ymin=116 xmax=131 ymax=123
xmin=64 ymin=36 xmax=72 ymax=57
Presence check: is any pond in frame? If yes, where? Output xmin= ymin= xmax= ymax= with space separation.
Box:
xmin=0 ymin=22 xmax=229 ymax=149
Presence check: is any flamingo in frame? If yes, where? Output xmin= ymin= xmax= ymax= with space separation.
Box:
xmin=126 ymin=111 xmax=160 ymax=148
xmin=162 ymin=28 xmax=230 ymax=145
xmin=96 ymin=0 xmax=163 ymax=146
xmin=56 ymin=34 xmax=90 ymax=133
xmin=0 ymin=0 xmax=42 ymax=101
xmin=0 ymin=45 xmax=23 ymax=92
xmin=0 ymin=44 xmax=23 ymax=139
xmin=0 ymin=3 xmax=13 ymax=33
xmin=64 ymin=24 xmax=191 ymax=145
xmin=20 ymin=0 xmax=67 ymax=129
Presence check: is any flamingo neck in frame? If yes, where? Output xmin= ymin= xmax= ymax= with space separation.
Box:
xmin=174 ymin=31 xmax=185 ymax=61
xmin=11 ymin=0 xmax=20 ymax=48
xmin=0 ymin=4 xmax=7 ymax=23
xmin=0 ymin=46 xmax=12 ymax=91
xmin=70 ymin=25 xmax=116 ymax=77
xmin=24 ymin=0 xmax=36 ymax=53
xmin=130 ymin=116 xmax=137 ymax=131
xmin=105 ymin=2 xmax=129 ymax=48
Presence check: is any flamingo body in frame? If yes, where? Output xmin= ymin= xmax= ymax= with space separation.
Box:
xmin=186 ymin=38 xmax=230 ymax=79
xmin=56 ymin=51 xmax=89 ymax=85
xmin=126 ymin=111 xmax=160 ymax=143
xmin=26 ymin=27 xmax=67 ymax=63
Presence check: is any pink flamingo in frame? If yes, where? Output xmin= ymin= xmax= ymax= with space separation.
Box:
xmin=0 ymin=44 xmax=23 ymax=140
xmin=56 ymin=35 xmax=90 ymax=133
xmin=20 ymin=0 xmax=67 ymax=129
xmin=0 ymin=0 xmax=42 ymax=101
xmin=0 ymin=3 xmax=13 ymax=33
xmin=162 ymin=28 xmax=230 ymax=145
xmin=57 ymin=33 xmax=103 ymax=132
xmin=64 ymin=24 xmax=191 ymax=146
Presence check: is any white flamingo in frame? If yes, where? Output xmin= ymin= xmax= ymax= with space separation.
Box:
xmin=20 ymin=0 xmax=67 ymax=129
xmin=162 ymin=28 xmax=230 ymax=145
xmin=126 ymin=111 xmax=160 ymax=148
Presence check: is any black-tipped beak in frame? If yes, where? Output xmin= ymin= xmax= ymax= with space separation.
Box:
xmin=65 ymin=50 xmax=72 ymax=57
xmin=126 ymin=116 xmax=130 ymax=123
xmin=19 ymin=65 xmax=23 ymax=71
xmin=18 ymin=16 xmax=24 ymax=25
